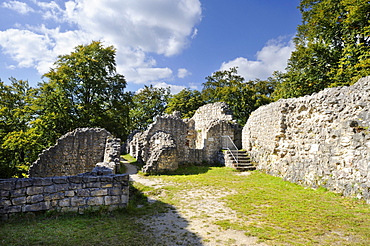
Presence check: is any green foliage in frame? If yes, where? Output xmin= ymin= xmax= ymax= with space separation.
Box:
xmin=202 ymin=67 xmax=276 ymax=125
xmin=0 ymin=78 xmax=44 ymax=178
xmin=165 ymin=88 xmax=205 ymax=118
xmin=129 ymin=85 xmax=170 ymax=131
xmin=277 ymin=0 xmax=370 ymax=98
xmin=39 ymin=41 xmax=131 ymax=140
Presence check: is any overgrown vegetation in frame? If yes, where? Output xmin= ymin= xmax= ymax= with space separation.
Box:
xmin=2 ymin=167 xmax=369 ymax=245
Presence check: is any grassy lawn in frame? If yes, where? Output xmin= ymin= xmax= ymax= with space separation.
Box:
xmin=148 ymin=166 xmax=370 ymax=245
xmin=1 ymin=165 xmax=369 ymax=245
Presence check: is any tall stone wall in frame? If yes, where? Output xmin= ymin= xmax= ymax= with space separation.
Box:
xmin=29 ymin=128 xmax=121 ymax=177
xmin=243 ymin=76 xmax=370 ymax=202
xmin=0 ymin=168 xmax=129 ymax=219
xmin=127 ymin=102 xmax=241 ymax=173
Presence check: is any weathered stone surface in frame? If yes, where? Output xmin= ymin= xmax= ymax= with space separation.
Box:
xmin=243 ymin=76 xmax=370 ymax=203
xmin=1 ymin=172 xmax=129 ymax=218
xmin=29 ymin=128 xmax=120 ymax=177
xmin=128 ymin=102 xmax=241 ymax=174
xmin=104 ymin=196 xmax=120 ymax=205
xmin=26 ymin=195 xmax=44 ymax=204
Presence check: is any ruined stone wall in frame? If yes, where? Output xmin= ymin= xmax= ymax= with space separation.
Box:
xmin=127 ymin=103 xmax=242 ymax=173
xmin=0 ymin=168 xmax=129 ymax=219
xmin=29 ymin=128 xmax=120 ymax=177
xmin=243 ymin=76 xmax=370 ymax=202
xmin=142 ymin=131 xmax=178 ymax=173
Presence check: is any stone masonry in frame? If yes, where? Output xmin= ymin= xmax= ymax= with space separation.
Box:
xmin=0 ymin=167 xmax=129 ymax=219
xmin=127 ymin=102 xmax=242 ymax=173
xmin=29 ymin=128 xmax=121 ymax=177
xmin=243 ymin=76 xmax=370 ymax=202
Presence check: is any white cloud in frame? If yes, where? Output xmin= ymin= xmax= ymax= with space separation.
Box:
xmin=153 ymin=82 xmax=186 ymax=94
xmin=2 ymin=1 xmax=34 ymax=14
xmin=220 ymin=37 xmax=295 ymax=80
xmin=178 ymin=68 xmax=191 ymax=78
xmin=0 ymin=0 xmax=202 ymax=85
xmin=122 ymin=67 xmax=173 ymax=85
xmin=65 ymin=0 xmax=202 ymax=56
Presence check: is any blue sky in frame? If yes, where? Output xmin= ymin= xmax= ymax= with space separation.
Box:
xmin=0 ymin=0 xmax=301 ymax=93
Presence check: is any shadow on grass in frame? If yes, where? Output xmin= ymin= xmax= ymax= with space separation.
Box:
xmin=127 ymin=183 xmax=204 ymax=245
xmin=0 ymin=183 xmax=204 ymax=246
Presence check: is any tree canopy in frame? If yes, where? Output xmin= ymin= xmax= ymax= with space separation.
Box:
xmin=276 ymin=0 xmax=370 ymax=98
xmin=38 ymin=41 xmax=131 ymax=141
xmin=165 ymin=88 xmax=204 ymax=118
xmin=130 ymin=85 xmax=170 ymax=131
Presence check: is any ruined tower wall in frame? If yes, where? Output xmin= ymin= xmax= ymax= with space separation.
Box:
xmin=243 ymin=77 xmax=370 ymax=202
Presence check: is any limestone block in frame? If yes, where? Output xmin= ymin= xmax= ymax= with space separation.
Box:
xmin=8 ymin=206 xmax=22 ymax=213
xmin=109 ymin=187 xmax=121 ymax=196
xmin=104 ymin=196 xmax=120 ymax=205
xmin=53 ymin=177 xmax=68 ymax=184
xmin=87 ymin=197 xmax=104 ymax=206
xmin=76 ymin=189 xmax=90 ymax=197
xmin=64 ymin=191 xmax=75 ymax=197
xmin=59 ymin=198 xmax=70 ymax=207
xmin=68 ymin=176 xmax=83 ymax=183
xmin=15 ymin=179 xmax=33 ymax=189
xmin=0 ymin=198 xmax=11 ymax=207
xmin=10 ymin=188 xmax=26 ymax=198
xmin=23 ymin=202 xmax=49 ymax=212
xmin=12 ymin=197 xmax=27 ymax=206
xmin=90 ymin=188 xmax=108 ymax=197
xmin=70 ymin=197 xmax=86 ymax=207
xmin=0 ymin=180 xmax=15 ymax=191
xmin=33 ymin=178 xmax=53 ymax=186
xmin=26 ymin=195 xmax=44 ymax=204
xmin=43 ymin=185 xmax=57 ymax=194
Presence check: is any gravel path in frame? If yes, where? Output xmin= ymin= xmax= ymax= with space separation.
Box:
xmin=124 ymin=163 xmax=267 ymax=246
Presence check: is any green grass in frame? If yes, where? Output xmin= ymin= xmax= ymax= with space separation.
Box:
xmin=0 ymin=182 xmax=168 ymax=246
xmin=121 ymin=154 xmax=138 ymax=164
xmin=1 ymin=166 xmax=369 ymax=245
xmin=144 ymin=167 xmax=370 ymax=245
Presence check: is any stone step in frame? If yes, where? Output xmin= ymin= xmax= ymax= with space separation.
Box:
xmin=224 ymin=149 xmax=256 ymax=172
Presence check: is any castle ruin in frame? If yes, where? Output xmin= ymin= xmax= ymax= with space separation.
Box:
xmin=127 ymin=102 xmax=242 ymax=173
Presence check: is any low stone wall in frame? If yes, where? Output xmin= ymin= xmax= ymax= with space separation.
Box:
xmin=0 ymin=168 xmax=129 ymax=219
xmin=243 ymin=76 xmax=370 ymax=202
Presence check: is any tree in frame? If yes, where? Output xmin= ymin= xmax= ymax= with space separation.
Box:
xmin=165 ymin=88 xmax=204 ymax=118
xmin=202 ymin=67 xmax=276 ymax=125
xmin=130 ymin=85 xmax=170 ymax=131
xmin=277 ymin=0 xmax=370 ymax=98
xmin=0 ymin=78 xmax=43 ymax=178
xmin=38 ymin=41 xmax=131 ymax=140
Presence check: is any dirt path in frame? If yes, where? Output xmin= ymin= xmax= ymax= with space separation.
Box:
xmin=124 ymin=163 xmax=267 ymax=246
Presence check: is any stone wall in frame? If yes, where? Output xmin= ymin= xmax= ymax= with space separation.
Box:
xmin=243 ymin=76 xmax=370 ymax=202
xmin=128 ymin=102 xmax=241 ymax=173
xmin=0 ymin=167 xmax=129 ymax=219
xmin=29 ymin=128 xmax=121 ymax=177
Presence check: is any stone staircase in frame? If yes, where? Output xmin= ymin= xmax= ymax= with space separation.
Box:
xmin=224 ymin=150 xmax=256 ymax=171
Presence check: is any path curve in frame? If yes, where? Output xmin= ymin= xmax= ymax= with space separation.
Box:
xmin=123 ymin=162 xmax=266 ymax=246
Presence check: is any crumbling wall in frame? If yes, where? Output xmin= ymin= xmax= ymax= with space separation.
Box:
xmin=29 ymin=128 xmax=121 ymax=177
xmin=127 ymin=102 xmax=241 ymax=173
xmin=0 ymin=167 xmax=129 ymax=219
xmin=142 ymin=131 xmax=178 ymax=174
xmin=243 ymin=76 xmax=370 ymax=202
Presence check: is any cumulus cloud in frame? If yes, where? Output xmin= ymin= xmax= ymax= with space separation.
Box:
xmin=177 ymin=68 xmax=191 ymax=78
xmin=2 ymin=1 xmax=34 ymax=15
xmin=220 ymin=37 xmax=295 ymax=80
xmin=0 ymin=0 xmax=202 ymax=85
